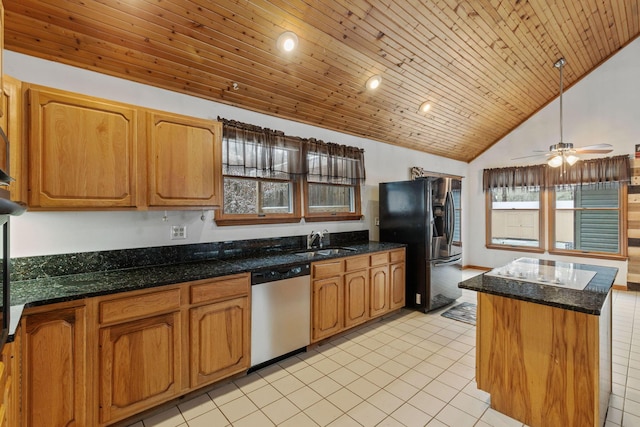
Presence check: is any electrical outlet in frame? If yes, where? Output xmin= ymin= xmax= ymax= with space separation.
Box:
xmin=416 ymin=293 xmax=421 ymax=304
xmin=170 ymin=225 xmax=187 ymax=240
xmin=375 ymin=217 xmax=380 ymax=226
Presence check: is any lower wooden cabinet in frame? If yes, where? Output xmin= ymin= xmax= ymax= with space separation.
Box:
xmin=312 ymin=276 xmax=344 ymax=342
xmin=190 ymin=296 xmax=250 ymax=388
xmin=21 ymin=303 xmax=87 ymax=427
xmin=311 ymin=248 xmax=406 ymax=343
xmin=99 ymin=312 xmax=183 ymax=424
xmin=0 ymin=324 xmax=20 ymax=427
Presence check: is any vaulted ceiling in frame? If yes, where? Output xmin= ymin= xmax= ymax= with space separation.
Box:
xmin=4 ymin=1 xmax=639 ymax=162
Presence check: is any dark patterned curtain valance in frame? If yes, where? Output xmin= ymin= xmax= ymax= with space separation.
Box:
xmin=547 ymin=155 xmax=630 ymax=188
xmin=220 ymin=118 xmax=365 ymax=184
xmin=482 ymin=164 xmax=547 ymax=191
xmin=483 ymin=155 xmax=630 ymax=191
xmin=306 ymin=138 xmax=366 ymax=185
xmin=220 ymin=118 xmax=305 ymax=179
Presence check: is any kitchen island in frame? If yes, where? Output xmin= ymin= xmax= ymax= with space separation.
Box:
xmin=459 ymin=258 xmax=617 ymax=427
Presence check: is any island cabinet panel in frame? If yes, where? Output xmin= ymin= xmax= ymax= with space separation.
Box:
xmin=389 ymin=261 xmax=406 ymax=310
xmin=27 ymin=86 xmax=138 ymax=208
xmin=99 ymin=312 xmax=182 ymax=424
xmin=312 ymin=276 xmax=344 ymax=341
xmin=189 ymin=296 xmax=249 ymax=388
xmin=344 ymin=270 xmax=369 ymax=328
xmin=477 ymin=292 xmax=610 ymax=427
xmin=146 ymin=111 xmax=222 ymax=207
xmin=21 ymin=304 xmax=87 ymax=427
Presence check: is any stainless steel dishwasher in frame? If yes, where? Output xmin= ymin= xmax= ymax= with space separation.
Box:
xmin=250 ymin=263 xmax=311 ymax=369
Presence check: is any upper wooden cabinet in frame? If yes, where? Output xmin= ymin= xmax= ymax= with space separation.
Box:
xmin=146 ymin=111 xmax=222 ymax=207
xmin=27 ymin=86 xmax=138 ymax=208
xmin=0 ymin=0 xmax=4 ymax=119
xmin=1 ymin=76 xmax=26 ymax=203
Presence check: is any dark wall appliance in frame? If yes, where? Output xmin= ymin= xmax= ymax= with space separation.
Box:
xmin=0 ymin=127 xmax=27 ymax=350
xmin=379 ymin=177 xmax=462 ymax=312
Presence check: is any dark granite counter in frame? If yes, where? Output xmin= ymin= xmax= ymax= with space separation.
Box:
xmin=11 ymin=240 xmax=404 ymax=309
xmin=459 ymin=257 xmax=617 ymax=315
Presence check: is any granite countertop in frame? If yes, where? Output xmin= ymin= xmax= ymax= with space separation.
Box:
xmin=459 ymin=257 xmax=617 ymax=315
xmin=11 ymin=241 xmax=405 ymax=309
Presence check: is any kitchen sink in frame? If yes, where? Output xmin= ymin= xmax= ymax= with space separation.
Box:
xmin=293 ymin=247 xmax=357 ymax=258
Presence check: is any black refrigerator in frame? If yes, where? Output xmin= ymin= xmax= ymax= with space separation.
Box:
xmin=379 ymin=177 xmax=462 ymax=312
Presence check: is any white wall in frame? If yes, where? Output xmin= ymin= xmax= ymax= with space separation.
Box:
xmin=465 ymin=38 xmax=640 ymax=285
xmin=4 ymin=51 xmax=468 ymax=257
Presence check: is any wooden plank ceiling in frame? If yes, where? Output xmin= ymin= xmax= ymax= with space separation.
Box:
xmin=4 ymin=0 xmax=639 ymax=162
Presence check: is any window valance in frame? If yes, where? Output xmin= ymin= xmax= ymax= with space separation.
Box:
xmin=546 ymin=155 xmax=630 ymax=188
xmin=483 ymin=164 xmax=547 ymax=191
xmin=483 ymin=155 xmax=630 ymax=191
xmin=220 ymin=118 xmax=365 ymax=184
xmin=306 ymin=138 xmax=366 ymax=185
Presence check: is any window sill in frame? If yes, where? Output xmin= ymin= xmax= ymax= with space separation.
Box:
xmin=547 ymin=249 xmax=628 ymax=262
xmin=304 ymin=214 xmax=363 ymax=222
xmin=485 ymin=244 xmax=545 ymax=254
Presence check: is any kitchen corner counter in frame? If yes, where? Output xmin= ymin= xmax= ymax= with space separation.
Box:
xmin=459 ymin=257 xmax=617 ymax=315
xmin=11 ymin=241 xmax=405 ymax=309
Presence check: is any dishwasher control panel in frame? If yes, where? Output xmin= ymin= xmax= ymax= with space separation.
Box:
xmin=251 ymin=263 xmax=311 ymax=285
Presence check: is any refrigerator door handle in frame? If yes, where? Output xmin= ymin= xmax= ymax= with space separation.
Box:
xmin=445 ymin=191 xmax=454 ymax=246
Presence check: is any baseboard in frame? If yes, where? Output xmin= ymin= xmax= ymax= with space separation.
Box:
xmin=462 ymin=265 xmax=491 ymax=271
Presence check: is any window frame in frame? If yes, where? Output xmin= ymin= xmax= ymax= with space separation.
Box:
xmin=214 ymin=175 xmax=302 ymax=226
xmin=303 ymin=180 xmax=362 ymax=222
xmin=484 ymin=187 xmax=545 ymax=253
xmin=548 ymin=182 xmax=627 ymax=260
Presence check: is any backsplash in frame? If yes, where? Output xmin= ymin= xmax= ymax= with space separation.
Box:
xmin=11 ymin=230 xmax=369 ymax=281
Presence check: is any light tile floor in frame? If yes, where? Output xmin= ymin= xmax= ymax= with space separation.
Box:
xmin=127 ymin=270 xmax=640 ymax=426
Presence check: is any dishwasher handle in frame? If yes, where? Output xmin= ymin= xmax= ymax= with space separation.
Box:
xmin=251 ymin=263 xmax=311 ymax=285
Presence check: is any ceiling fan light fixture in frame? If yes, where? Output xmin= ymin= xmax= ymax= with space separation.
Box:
xmin=565 ymin=154 xmax=579 ymax=166
xmin=366 ymin=74 xmax=382 ymax=90
xmin=548 ymin=155 xmax=563 ymax=168
xmin=277 ymin=31 xmax=298 ymax=53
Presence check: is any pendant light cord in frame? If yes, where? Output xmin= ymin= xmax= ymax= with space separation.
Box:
xmin=554 ymin=58 xmax=566 ymax=144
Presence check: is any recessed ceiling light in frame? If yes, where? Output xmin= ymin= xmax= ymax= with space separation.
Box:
xmin=366 ymin=74 xmax=382 ymax=90
xmin=277 ymin=31 xmax=298 ymax=53
xmin=419 ymin=101 xmax=431 ymax=113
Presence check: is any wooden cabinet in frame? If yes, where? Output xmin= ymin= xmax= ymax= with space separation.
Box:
xmin=147 ymin=111 xmax=222 ymax=207
xmin=189 ymin=275 xmax=250 ymax=388
xmin=97 ymin=287 xmax=182 ymax=425
xmin=369 ymin=266 xmax=389 ymax=317
xmin=21 ymin=303 xmax=87 ymax=427
xmin=389 ymin=249 xmax=406 ymax=310
xmin=27 ymin=86 xmax=138 ymax=208
xmin=0 ymin=76 xmax=26 ymax=203
xmin=0 ymin=324 xmax=20 ymax=427
xmin=0 ymin=0 xmax=4 ymax=119
xmin=311 ymin=249 xmax=405 ymax=342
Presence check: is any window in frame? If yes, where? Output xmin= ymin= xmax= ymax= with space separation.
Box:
xmin=483 ymin=156 xmax=629 ymax=259
xmin=550 ymin=182 xmax=625 ymax=256
xmin=486 ymin=187 xmax=544 ymax=251
xmin=216 ymin=119 xmax=364 ymax=225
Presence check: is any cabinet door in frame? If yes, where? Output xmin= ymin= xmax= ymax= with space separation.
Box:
xmin=344 ymin=270 xmax=369 ymax=328
xmin=22 ymin=306 xmax=87 ymax=427
xmin=389 ymin=262 xmax=406 ymax=310
xmin=28 ymin=87 xmax=138 ymax=208
xmin=99 ymin=312 xmax=182 ymax=424
xmin=0 ymin=76 xmax=25 ymax=202
xmin=369 ymin=265 xmax=390 ymax=317
xmin=312 ymin=277 xmax=344 ymax=342
xmin=147 ymin=111 xmax=222 ymax=207
xmin=190 ymin=296 xmax=249 ymax=388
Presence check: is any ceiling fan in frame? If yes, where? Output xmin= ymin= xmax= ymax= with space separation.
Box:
xmin=513 ymin=57 xmax=612 ymax=166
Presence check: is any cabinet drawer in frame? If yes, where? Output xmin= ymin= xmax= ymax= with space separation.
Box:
xmin=99 ymin=288 xmax=181 ymax=324
xmin=370 ymin=252 xmax=390 ymax=266
xmin=345 ymin=255 xmax=369 ymax=272
xmin=190 ymin=274 xmax=250 ymax=305
xmin=312 ymin=260 xmax=344 ymax=279
xmin=390 ymin=249 xmax=405 ymax=263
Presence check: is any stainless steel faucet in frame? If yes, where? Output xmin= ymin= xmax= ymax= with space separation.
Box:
xmin=307 ymin=229 xmax=329 ymax=249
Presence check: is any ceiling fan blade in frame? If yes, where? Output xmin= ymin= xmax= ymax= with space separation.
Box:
xmin=511 ymin=153 xmax=548 ymax=160
xmin=574 ymin=143 xmax=613 ymax=151
xmin=575 ymin=149 xmax=613 ymax=154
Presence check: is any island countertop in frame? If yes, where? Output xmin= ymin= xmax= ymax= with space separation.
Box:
xmin=459 ymin=257 xmax=617 ymax=315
